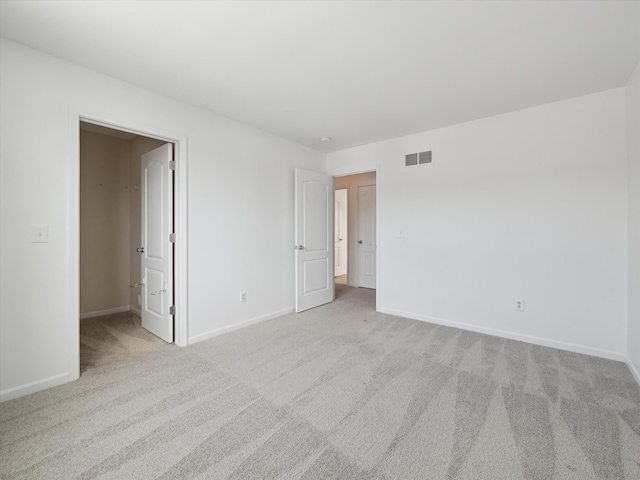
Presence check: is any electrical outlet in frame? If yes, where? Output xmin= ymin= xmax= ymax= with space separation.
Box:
xmin=240 ymin=291 xmax=246 ymax=303
xmin=515 ymin=299 xmax=525 ymax=312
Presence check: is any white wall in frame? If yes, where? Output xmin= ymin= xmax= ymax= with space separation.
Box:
xmin=327 ymin=89 xmax=628 ymax=359
xmin=627 ymin=62 xmax=640 ymax=381
xmin=0 ymin=39 xmax=325 ymax=400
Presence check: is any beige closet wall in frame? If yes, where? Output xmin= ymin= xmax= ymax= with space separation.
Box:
xmin=129 ymin=137 xmax=167 ymax=311
xmin=80 ymin=131 xmax=131 ymax=314
xmin=334 ymin=172 xmax=376 ymax=286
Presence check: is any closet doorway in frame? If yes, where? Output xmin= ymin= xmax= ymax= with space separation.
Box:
xmin=79 ymin=122 xmax=172 ymax=371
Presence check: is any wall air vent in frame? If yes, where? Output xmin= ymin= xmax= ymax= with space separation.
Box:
xmin=405 ymin=151 xmax=432 ymax=167
xmin=419 ymin=150 xmax=432 ymax=164
xmin=405 ymin=153 xmax=418 ymax=166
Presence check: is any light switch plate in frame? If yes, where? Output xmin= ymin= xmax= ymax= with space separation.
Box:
xmin=32 ymin=224 xmax=49 ymax=243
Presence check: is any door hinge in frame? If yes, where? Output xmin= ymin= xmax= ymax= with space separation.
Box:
xmin=169 ymin=233 xmax=176 ymax=243
xmin=169 ymin=305 xmax=175 ymax=316
xmin=169 ymin=160 xmax=175 ymax=170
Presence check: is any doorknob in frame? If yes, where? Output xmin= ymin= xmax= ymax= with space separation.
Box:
xmin=136 ymin=247 xmax=144 ymax=253
xmin=297 ymin=245 xmax=305 ymax=250
xmin=130 ymin=283 xmax=144 ymax=288
xmin=358 ymin=240 xmax=363 ymax=244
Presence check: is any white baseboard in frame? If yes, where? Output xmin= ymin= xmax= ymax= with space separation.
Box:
xmin=0 ymin=372 xmax=69 ymax=403
xmin=130 ymin=306 xmax=141 ymax=317
xmin=378 ymin=307 xmax=626 ymax=362
xmin=80 ymin=306 xmax=130 ymax=320
xmin=627 ymin=358 xmax=640 ymax=387
xmin=188 ymin=307 xmax=295 ymax=345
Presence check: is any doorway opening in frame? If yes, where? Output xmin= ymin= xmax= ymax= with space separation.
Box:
xmin=69 ymin=111 xmax=188 ymax=382
xmin=77 ymin=120 xmax=181 ymax=374
xmin=333 ymin=172 xmax=377 ymax=294
xmin=293 ymin=167 xmax=379 ymax=313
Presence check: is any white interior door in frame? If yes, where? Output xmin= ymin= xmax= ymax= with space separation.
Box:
xmin=334 ymin=188 xmax=348 ymax=277
xmin=141 ymin=144 xmax=174 ymax=342
xmin=295 ymin=168 xmax=334 ymax=312
xmin=358 ymin=185 xmax=376 ymax=289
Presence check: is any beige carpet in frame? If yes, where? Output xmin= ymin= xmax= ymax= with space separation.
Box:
xmin=1 ymin=284 xmax=639 ymax=479
xmin=80 ymin=311 xmax=172 ymax=373
xmin=335 ymin=274 xmax=347 ymax=285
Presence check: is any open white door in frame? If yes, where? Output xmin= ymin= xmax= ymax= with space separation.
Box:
xmin=141 ymin=144 xmax=174 ymax=342
xmin=358 ymin=185 xmax=376 ymax=289
xmin=295 ymin=168 xmax=334 ymax=312
xmin=334 ymin=189 xmax=348 ymax=277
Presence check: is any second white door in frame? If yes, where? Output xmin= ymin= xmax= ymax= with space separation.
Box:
xmin=358 ymin=185 xmax=376 ymax=289
xmin=334 ymin=189 xmax=348 ymax=277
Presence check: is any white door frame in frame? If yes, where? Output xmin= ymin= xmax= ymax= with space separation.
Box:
xmin=333 ymin=168 xmax=380 ymax=312
xmin=69 ymin=108 xmax=189 ymax=382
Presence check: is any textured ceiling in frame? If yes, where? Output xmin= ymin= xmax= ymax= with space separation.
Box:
xmin=1 ymin=1 xmax=639 ymax=152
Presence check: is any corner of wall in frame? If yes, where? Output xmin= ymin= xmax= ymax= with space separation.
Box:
xmin=627 ymin=358 xmax=640 ymax=386
xmin=626 ymin=61 xmax=640 ymax=385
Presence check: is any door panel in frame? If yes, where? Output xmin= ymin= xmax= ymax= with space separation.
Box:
xmin=295 ymin=169 xmax=334 ymax=312
xmin=303 ymin=180 xmax=329 ymax=252
xmin=303 ymin=258 xmax=330 ymax=293
xmin=145 ymin=161 xmax=164 ymax=259
xmin=358 ymin=185 xmax=376 ymax=289
xmin=141 ymin=144 xmax=173 ymax=343
xmin=144 ymin=267 xmax=165 ymax=315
